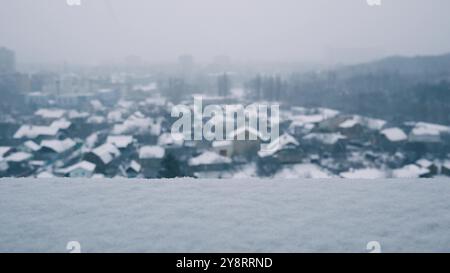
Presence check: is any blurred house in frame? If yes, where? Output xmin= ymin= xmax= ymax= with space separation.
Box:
xmin=139 ymin=145 xmax=165 ymax=178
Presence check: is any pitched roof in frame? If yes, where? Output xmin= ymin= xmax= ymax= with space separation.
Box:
xmin=24 ymin=140 xmax=41 ymax=152
xmin=106 ymin=135 xmax=134 ymax=149
xmin=35 ymin=109 xmax=66 ymax=119
xmin=50 ymin=119 xmax=72 ymax=130
xmin=0 ymin=146 xmax=12 ymax=158
xmin=303 ymin=133 xmax=346 ymax=145
xmin=92 ymin=143 xmax=121 ymax=164
xmin=40 ymin=138 xmax=76 ymax=153
xmin=381 ymin=127 xmax=407 ymax=142
xmin=58 ymin=161 xmax=96 ymax=174
xmin=139 ymin=146 xmax=165 ymax=159
xmin=14 ymin=125 xmax=59 ymax=139
xmin=188 ymin=151 xmax=232 ymax=166
xmin=5 ymin=152 xmax=32 ymax=162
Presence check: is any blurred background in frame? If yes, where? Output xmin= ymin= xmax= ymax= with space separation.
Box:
xmin=1 ymin=0 xmax=450 ymax=179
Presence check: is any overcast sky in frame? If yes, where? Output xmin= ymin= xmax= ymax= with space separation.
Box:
xmin=1 ymin=0 xmax=450 ymax=65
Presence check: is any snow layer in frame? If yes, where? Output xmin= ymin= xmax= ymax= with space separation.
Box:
xmin=1 ymin=178 xmax=450 ymax=253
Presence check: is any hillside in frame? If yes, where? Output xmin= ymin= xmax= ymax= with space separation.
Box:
xmin=341 ymin=53 xmax=450 ymax=78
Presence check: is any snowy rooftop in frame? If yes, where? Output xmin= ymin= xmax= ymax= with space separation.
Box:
xmin=14 ymin=125 xmax=59 ymax=139
xmin=0 ymin=146 xmax=11 ymax=158
xmin=139 ymin=146 xmax=165 ymax=159
xmin=92 ymin=143 xmax=121 ymax=164
xmin=50 ymin=119 xmax=72 ymax=130
xmin=303 ymin=132 xmax=346 ymax=145
xmin=128 ymin=160 xmax=142 ymax=173
xmin=392 ymin=164 xmax=430 ymax=178
xmin=41 ymin=138 xmax=76 ymax=154
xmin=211 ymin=140 xmax=233 ymax=148
xmin=35 ymin=109 xmax=66 ymax=119
xmin=381 ymin=127 xmax=408 ymax=142
xmin=24 ymin=140 xmax=41 ymax=152
xmin=158 ymin=133 xmax=184 ymax=147
xmin=106 ymin=135 xmax=134 ymax=149
xmin=339 ymin=115 xmax=386 ymax=130
xmin=1 ymin=178 xmax=450 ymax=252
xmin=57 ymin=161 xmax=96 ymax=174
xmin=409 ymin=121 xmax=450 ymax=138
xmin=188 ymin=151 xmax=232 ymax=166
xmin=5 ymin=152 xmax=32 ymax=162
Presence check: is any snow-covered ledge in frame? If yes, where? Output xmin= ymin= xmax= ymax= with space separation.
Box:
xmin=1 ymin=178 xmax=450 ymax=252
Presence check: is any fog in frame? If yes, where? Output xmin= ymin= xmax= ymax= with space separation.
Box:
xmin=1 ymin=0 xmax=450 ymax=65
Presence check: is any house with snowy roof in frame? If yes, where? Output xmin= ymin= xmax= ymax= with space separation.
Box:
xmin=106 ymin=135 xmax=135 ymax=151
xmin=0 ymin=147 xmax=14 ymax=177
xmin=3 ymin=152 xmax=34 ymax=177
xmin=34 ymin=108 xmax=66 ymax=120
xmin=405 ymin=122 xmax=450 ymax=156
xmin=21 ymin=140 xmax=41 ymax=154
xmin=442 ymin=161 xmax=450 ymax=176
xmin=55 ymin=161 xmax=96 ymax=178
xmin=13 ymin=125 xmax=61 ymax=142
xmin=337 ymin=115 xmax=386 ymax=140
xmin=391 ymin=164 xmax=431 ymax=179
xmin=377 ymin=127 xmax=408 ymax=152
xmin=256 ymin=134 xmax=302 ymax=176
xmin=84 ymin=143 xmax=121 ymax=176
xmin=0 ymin=146 xmax=14 ymax=159
xmin=302 ymin=132 xmax=347 ymax=156
xmin=139 ymin=145 xmax=165 ymax=178
xmin=157 ymin=132 xmax=194 ymax=161
xmin=415 ymin=158 xmax=438 ymax=177
xmin=188 ymin=151 xmax=232 ymax=173
xmin=36 ymin=138 xmax=77 ymax=161
xmin=124 ymin=160 xmax=142 ymax=178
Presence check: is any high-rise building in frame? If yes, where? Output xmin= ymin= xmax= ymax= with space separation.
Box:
xmin=0 ymin=47 xmax=16 ymax=74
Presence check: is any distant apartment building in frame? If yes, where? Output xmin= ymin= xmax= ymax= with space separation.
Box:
xmin=0 ymin=47 xmax=15 ymax=74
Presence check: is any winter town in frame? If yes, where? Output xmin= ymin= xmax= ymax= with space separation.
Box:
xmin=1 ymin=46 xmax=450 ymax=180
xmin=2 ymin=0 xmax=450 ymax=255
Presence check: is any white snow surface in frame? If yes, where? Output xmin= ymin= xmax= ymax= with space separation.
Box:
xmin=1 ymin=178 xmax=450 ymax=253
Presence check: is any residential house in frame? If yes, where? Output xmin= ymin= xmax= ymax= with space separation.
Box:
xmin=415 ymin=158 xmax=438 ymax=177
xmin=55 ymin=161 xmax=96 ymax=178
xmin=303 ymin=132 xmax=347 ymax=157
xmin=125 ymin=160 xmax=142 ymax=178
xmin=13 ymin=125 xmax=61 ymax=143
xmin=442 ymin=161 xmax=450 ymax=176
xmin=188 ymin=151 xmax=232 ymax=174
xmin=139 ymin=145 xmax=165 ymax=178
xmin=37 ymin=138 xmax=77 ymax=162
xmin=377 ymin=127 xmax=408 ymax=152
xmin=4 ymin=152 xmax=33 ymax=177
xmin=84 ymin=143 xmax=121 ymax=176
